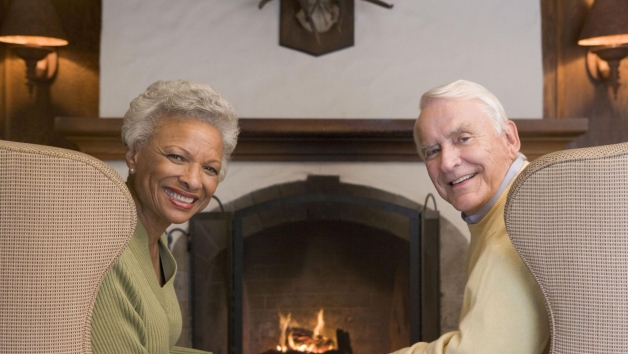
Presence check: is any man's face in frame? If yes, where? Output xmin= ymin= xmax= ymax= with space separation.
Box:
xmin=416 ymin=99 xmax=520 ymax=215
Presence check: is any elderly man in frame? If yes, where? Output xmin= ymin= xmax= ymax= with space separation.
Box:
xmin=393 ymin=80 xmax=550 ymax=354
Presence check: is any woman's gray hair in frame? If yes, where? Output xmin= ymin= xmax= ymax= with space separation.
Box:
xmin=121 ymin=80 xmax=240 ymax=181
xmin=414 ymin=79 xmax=525 ymax=160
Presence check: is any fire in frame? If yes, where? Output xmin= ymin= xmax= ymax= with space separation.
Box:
xmin=275 ymin=309 xmax=335 ymax=353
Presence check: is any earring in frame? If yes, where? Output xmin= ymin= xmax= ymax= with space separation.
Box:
xmin=129 ymin=168 xmax=135 ymax=174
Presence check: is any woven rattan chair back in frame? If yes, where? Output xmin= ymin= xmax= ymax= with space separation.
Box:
xmin=0 ymin=140 xmax=136 ymax=353
xmin=505 ymin=142 xmax=628 ymax=354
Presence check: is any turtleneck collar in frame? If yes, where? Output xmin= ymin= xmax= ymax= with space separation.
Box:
xmin=462 ymin=155 xmax=525 ymax=224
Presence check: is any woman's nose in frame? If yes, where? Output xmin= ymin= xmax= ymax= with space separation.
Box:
xmin=180 ymin=165 xmax=202 ymax=190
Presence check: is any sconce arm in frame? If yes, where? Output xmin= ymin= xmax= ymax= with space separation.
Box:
xmin=589 ymin=45 xmax=628 ymax=98
xmin=9 ymin=45 xmax=56 ymax=94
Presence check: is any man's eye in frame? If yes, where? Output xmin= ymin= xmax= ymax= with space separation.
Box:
xmin=460 ymin=136 xmax=470 ymax=142
xmin=425 ymin=148 xmax=439 ymax=157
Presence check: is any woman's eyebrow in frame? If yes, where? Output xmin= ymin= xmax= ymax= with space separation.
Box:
xmin=163 ymin=145 xmax=190 ymax=154
xmin=165 ymin=145 xmax=222 ymax=165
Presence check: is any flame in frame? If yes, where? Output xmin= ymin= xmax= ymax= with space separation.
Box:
xmin=278 ymin=312 xmax=291 ymax=352
xmin=287 ymin=329 xmax=296 ymax=350
xmin=312 ymin=309 xmax=324 ymax=337
xmin=276 ymin=309 xmax=335 ymax=353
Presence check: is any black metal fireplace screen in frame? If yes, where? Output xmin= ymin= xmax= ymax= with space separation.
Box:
xmin=189 ymin=187 xmax=440 ymax=354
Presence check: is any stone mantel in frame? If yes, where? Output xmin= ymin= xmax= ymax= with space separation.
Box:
xmin=54 ymin=117 xmax=588 ymax=162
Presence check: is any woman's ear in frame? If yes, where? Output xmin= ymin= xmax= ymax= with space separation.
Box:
xmin=125 ymin=148 xmax=137 ymax=173
xmin=503 ymin=120 xmax=521 ymax=159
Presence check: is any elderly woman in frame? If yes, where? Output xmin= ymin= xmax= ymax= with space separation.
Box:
xmin=90 ymin=80 xmax=239 ymax=353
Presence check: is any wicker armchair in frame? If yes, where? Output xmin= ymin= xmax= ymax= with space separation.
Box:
xmin=0 ymin=140 xmax=136 ymax=353
xmin=505 ymin=143 xmax=628 ymax=354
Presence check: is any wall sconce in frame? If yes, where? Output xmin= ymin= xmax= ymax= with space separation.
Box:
xmin=0 ymin=0 xmax=68 ymax=93
xmin=578 ymin=0 xmax=628 ymax=98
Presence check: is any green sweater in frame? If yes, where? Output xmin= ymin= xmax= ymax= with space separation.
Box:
xmin=91 ymin=220 xmax=207 ymax=354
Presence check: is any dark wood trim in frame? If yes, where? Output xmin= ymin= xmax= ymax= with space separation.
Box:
xmin=541 ymin=0 xmax=559 ymax=118
xmin=55 ymin=117 xmax=588 ymax=162
xmin=0 ymin=0 xmax=9 ymax=140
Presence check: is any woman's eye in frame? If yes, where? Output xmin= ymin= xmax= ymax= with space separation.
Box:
xmin=204 ymin=166 xmax=219 ymax=176
xmin=167 ymin=154 xmax=184 ymax=161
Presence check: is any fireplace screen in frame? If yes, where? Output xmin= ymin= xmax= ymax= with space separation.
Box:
xmin=189 ymin=176 xmax=440 ymax=354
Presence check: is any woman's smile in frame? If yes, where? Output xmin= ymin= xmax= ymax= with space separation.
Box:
xmin=162 ymin=187 xmax=198 ymax=209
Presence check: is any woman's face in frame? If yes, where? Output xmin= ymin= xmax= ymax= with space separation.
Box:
xmin=126 ymin=118 xmax=224 ymax=229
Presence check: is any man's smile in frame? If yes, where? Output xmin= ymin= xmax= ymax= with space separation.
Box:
xmin=449 ymin=173 xmax=477 ymax=186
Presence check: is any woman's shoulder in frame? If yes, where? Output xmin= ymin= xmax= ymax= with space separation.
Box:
xmin=97 ymin=246 xmax=146 ymax=302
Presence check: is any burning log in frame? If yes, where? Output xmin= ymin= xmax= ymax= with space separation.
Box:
xmin=288 ymin=327 xmax=335 ymax=353
xmin=266 ymin=309 xmax=352 ymax=354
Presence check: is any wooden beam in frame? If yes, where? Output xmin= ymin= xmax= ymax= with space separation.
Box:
xmin=55 ymin=117 xmax=588 ymax=162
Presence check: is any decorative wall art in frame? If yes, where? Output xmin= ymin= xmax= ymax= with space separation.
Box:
xmin=259 ymin=0 xmax=393 ymax=56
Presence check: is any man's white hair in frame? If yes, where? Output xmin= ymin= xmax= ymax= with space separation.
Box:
xmin=413 ymin=79 xmax=524 ymax=159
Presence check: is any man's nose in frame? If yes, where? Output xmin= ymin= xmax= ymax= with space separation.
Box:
xmin=440 ymin=147 xmax=461 ymax=172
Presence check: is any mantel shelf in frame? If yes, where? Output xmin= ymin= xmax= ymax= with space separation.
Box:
xmin=54 ymin=117 xmax=588 ymax=162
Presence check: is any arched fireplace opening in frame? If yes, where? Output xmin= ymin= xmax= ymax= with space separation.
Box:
xmin=187 ymin=176 xmax=448 ymax=354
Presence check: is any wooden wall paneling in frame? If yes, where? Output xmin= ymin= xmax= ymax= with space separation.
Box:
xmin=0 ymin=0 xmax=7 ymax=140
xmin=542 ymin=0 xmax=628 ymax=148
xmin=0 ymin=0 xmax=100 ymax=148
xmin=541 ymin=0 xmax=559 ymax=118
xmin=50 ymin=0 xmax=100 ymax=118
xmin=558 ymin=0 xmax=594 ymax=120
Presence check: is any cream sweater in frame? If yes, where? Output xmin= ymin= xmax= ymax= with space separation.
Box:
xmin=392 ymin=168 xmax=550 ymax=354
xmin=91 ymin=220 xmax=207 ymax=354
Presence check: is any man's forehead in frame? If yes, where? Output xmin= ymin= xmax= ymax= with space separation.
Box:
xmin=419 ymin=100 xmax=489 ymax=129
xmin=417 ymin=114 xmax=475 ymax=137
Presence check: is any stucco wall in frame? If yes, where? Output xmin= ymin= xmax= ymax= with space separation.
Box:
xmin=101 ymin=0 xmax=542 ymax=119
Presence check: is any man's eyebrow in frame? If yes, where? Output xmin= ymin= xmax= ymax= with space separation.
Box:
xmin=448 ymin=124 xmax=470 ymax=138
xmin=421 ymin=142 xmax=438 ymax=153
xmin=421 ymin=124 xmax=472 ymax=153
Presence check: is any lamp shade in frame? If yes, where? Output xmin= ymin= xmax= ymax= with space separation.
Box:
xmin=579 ymin=0 xmax=628 ymax=46
xmin=0 ymin=0 xmax=68 ymax=46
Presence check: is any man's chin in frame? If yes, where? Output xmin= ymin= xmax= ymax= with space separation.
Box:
xmin=451 ymin=199 xmax=482 ymax=216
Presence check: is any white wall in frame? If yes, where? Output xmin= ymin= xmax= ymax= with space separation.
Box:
xmin=101 ymin=0 xmax=544 ymax=239
xmin=101 ymin=0 xmax=542 ymax=119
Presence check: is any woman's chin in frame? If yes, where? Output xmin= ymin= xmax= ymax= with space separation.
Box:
xmin=162 ymin=209 xmax=198 ymax=225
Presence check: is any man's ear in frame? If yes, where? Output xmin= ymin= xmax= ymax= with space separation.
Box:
xmin=503 ymin=120 xmax=521 ymax=159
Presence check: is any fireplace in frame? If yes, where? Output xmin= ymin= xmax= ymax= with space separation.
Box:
xmin=188 ymin=176 xmax=440 ymax=354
